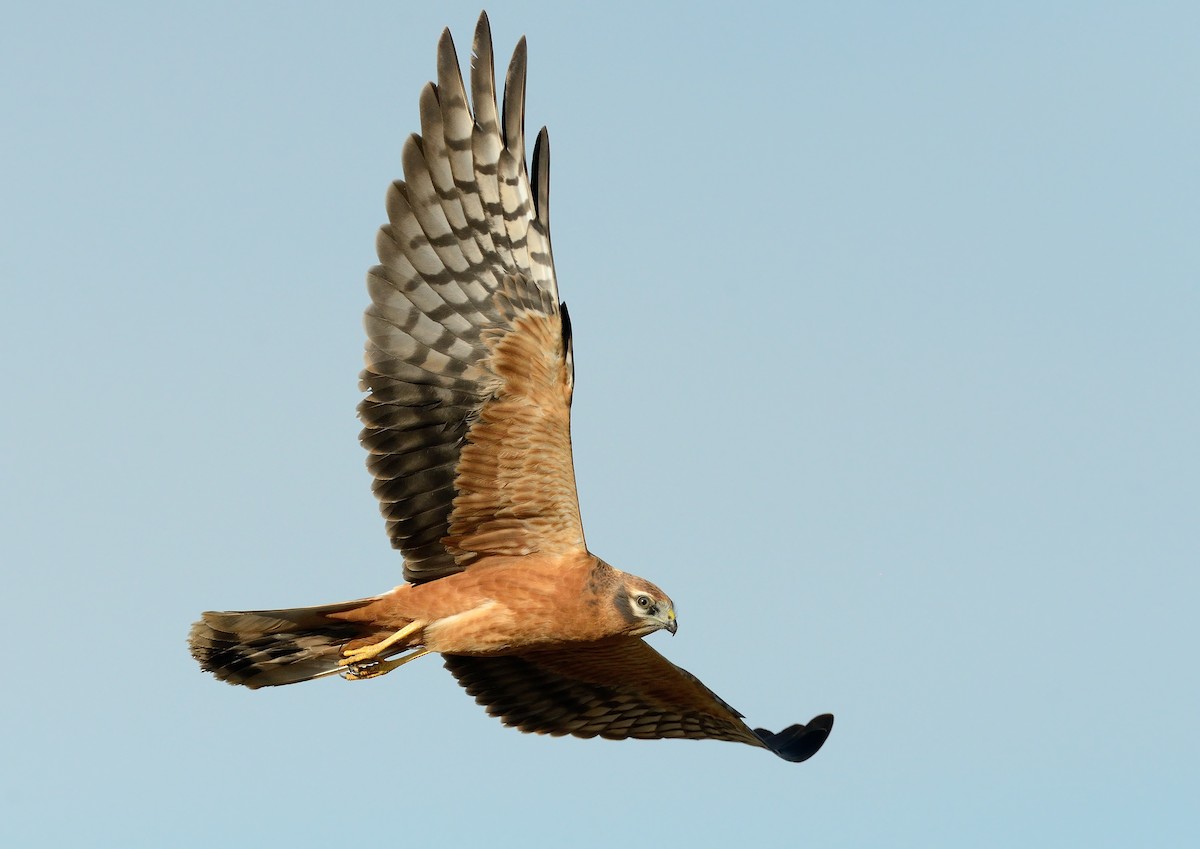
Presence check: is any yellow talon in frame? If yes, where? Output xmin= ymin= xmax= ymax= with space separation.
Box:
xmin=341 ymin=648 xmax=434 ymax=681
xmin=339 ymin=620 xmax=427 ymax=667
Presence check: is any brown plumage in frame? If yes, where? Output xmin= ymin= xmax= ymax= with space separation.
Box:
xmin=188 ymin=12 xmax=833 ymax=764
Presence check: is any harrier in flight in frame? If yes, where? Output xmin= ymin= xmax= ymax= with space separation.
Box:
xmin=189 ymin=12 xmax=833 ymax=763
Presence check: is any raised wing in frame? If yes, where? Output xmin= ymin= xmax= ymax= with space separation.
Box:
xmin=360 ymin=13 xmax=585 ymax=584
xmin=443 ymin=640 xmax=834 ymax=762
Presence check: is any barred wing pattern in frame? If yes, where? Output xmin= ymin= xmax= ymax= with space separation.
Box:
xmin=444 ymin=641 xmax=834 ymax=763
xmin=361 ymin=14 xmax=584 ymax=584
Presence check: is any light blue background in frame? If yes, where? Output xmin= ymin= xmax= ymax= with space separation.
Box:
xmin=3 ymin=2 xmax=1197 ymax=846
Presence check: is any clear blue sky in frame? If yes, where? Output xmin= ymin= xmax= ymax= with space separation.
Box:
xmin=3 ymin=2 xmax=1197 ymax=847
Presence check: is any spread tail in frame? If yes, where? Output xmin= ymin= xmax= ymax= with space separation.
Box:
xmin=188 ymin=598 xmax=380 ymax=689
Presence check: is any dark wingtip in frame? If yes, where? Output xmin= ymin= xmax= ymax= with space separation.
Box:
xmin=754 ymin=713 xmax=834 ymax=763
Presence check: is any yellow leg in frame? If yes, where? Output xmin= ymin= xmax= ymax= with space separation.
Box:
xmin=339 ymin=620 xmax=427 ymax=667
xmin=341 ymin=648 xmax=434 ymax=682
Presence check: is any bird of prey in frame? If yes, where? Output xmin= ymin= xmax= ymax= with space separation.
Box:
xmin=189 ymin=11 xmax=833 ymax=763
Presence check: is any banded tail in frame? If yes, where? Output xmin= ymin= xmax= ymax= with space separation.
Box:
xmin=188 ymin=598 xmax=381 ymax=689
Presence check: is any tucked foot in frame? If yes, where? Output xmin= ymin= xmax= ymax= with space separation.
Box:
xmin=341 ymin=648 xmax=433 ymax=681
xmin=339 ymin=620 xmax=427 ymax=667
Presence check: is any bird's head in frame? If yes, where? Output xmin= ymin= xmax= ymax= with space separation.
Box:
xmin=618 ymin=577 xmax=677 ymax=637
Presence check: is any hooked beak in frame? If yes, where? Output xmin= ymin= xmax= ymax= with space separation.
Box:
xmin=664 ymin=608 xmax=677 ymax=636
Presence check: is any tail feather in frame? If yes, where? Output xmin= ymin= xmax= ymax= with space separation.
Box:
xmin=189 ymin=598 xmax=379 ymax=689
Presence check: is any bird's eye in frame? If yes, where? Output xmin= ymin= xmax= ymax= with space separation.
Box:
xmin=636 ymin=595 xmax=652 ymax=609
